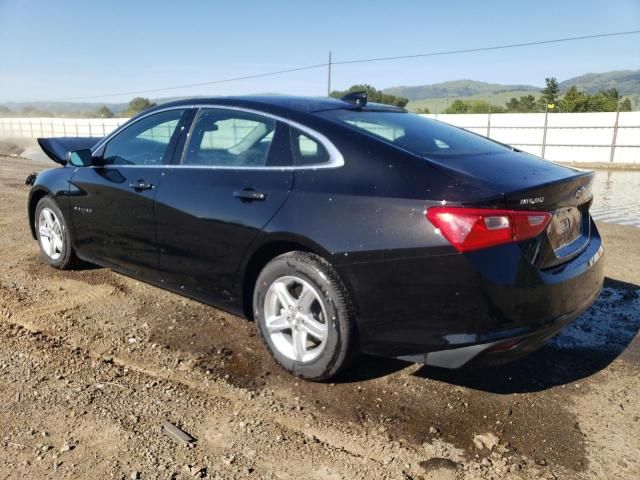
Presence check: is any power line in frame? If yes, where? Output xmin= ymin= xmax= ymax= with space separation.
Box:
xmin=332 ymin=30 xmax=640 ymax=65
xmin=49 ymin=63 xmax=328 ymax=101
xmin=26 ymin=29 xmax=640 ymax=102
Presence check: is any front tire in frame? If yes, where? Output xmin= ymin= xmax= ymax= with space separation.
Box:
xmin=253 ymin=251 xmax=357 ymax=381
xmin=35 ymin=196 xmax=76 ymax=269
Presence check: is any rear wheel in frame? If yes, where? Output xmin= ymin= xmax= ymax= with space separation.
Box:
xmin=253 ymin=251 xmax=357 ymax=381
xmin=35 ymin=196 xmax=76 ymax=269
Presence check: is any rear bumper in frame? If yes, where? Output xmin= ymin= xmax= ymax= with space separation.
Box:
xmin=343 ymin=221 xmax=605 ymax=363
xmin=396 ymin=274 xmax=602 ymax=368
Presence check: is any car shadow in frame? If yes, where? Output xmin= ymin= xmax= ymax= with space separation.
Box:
xmin=412 ymin=277 xmax=640 ymax=393
xmin=71 ymin=262 xmax=102 ymax=271
xmin=333 ymin=354 xmax=411 ymax=383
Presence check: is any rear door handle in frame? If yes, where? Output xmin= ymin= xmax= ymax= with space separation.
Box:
xmin=233 ymin=189 xmax=266 ymax=201
xmin=129 ymin=180 xmax=154 ymax=191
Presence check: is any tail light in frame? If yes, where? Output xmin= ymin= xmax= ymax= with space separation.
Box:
xmin=426 ymin=207 xmax=552 ymax=253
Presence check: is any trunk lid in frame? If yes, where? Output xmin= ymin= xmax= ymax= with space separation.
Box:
xmin=498 ymin=171 xmax=594 ymax=269
xmin=424 ymin=149 xmax=587 ymax=194
xmin=37 ymin=137 xmax=102 ymax=165
xmin=426 ymin=150 xmax=595 ymax=268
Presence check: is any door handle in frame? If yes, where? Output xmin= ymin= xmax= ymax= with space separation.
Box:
xmin=129 ymin=180 xmax=154 ymax=191
xmin=233 ymin=188 xmax=266 ymax=201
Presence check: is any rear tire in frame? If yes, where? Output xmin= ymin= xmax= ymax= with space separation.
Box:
xmin=253 ymin=251 xmax=357 ymax=381
xmin=35 ymin=196 xmax=77 ymax=270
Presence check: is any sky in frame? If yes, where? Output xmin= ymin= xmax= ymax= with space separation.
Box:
xmin=0 ymin=0 xmax=639 ymax=103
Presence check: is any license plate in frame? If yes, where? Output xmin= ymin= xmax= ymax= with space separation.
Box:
xmin=550 ymin=207 xmax=582 ymax=249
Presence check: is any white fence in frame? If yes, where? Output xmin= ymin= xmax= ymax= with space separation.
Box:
xmin=1 ymin=112 xmax=639 ymax=165
xmin=0 ymin=117 xmax=128 ymax=139
xmin=426 ymin=111 xmax=640 ymax=164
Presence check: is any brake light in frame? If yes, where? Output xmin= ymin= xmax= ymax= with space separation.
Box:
xmin=426 ymin=207 xmax=552 ymax=252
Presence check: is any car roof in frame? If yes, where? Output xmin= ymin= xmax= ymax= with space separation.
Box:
xmin=144 ymin=95 xmax=405 ymax=117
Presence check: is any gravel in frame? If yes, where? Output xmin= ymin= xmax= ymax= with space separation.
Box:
xmin=1 ymin=155 xmax=639 ymax=479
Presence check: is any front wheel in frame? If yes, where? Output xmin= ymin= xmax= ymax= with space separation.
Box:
xmin=253 ymin=251 xmax=357 ymax=381
xmin=35 ymin=196 xmax=77 ymax=269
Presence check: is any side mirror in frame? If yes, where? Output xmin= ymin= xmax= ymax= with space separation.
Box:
xmin=68 ymin=149 xmax=94 ymax=167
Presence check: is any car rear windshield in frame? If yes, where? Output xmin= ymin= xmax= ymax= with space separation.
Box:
xmin=318 ymin=110 xmax=508 ymax=158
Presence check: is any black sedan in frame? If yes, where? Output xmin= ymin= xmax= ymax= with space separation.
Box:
xmin=29 ymin=93 xmax=604 ymax=380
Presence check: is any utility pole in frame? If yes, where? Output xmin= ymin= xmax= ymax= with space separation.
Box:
xmin=327 ymin=51 xmax=332 ymax=97
xmin=609 ymin=98 xmax=621 ymax=163
xmin=541 ymin=104 xmax=549 ymax=159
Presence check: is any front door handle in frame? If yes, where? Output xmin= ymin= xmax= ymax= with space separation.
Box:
xmin=233 ymin=188 xmax=266 ymax=202
xmin=129 ymin=180 xmax=154 ymax=191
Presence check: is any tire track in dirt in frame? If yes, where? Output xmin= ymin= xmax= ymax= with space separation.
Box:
xmin=146 ymin=298 xmax=590 ymax=472
xmin=0 ymin=319 xmax=433 ymax=479
xmin=0 ymin=322 xmax=351 ymax=479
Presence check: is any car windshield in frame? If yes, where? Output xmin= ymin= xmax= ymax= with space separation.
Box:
xmin=318 ymin=110 xmax=508 ymax=157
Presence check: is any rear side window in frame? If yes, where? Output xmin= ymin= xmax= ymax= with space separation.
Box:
xmin=290 ymin=128 xmax=330 ymax=166
xmin=182 ymin=109 xmax=277 ymax=167
xmin=318 ymin=110 xmax=507 ymax=158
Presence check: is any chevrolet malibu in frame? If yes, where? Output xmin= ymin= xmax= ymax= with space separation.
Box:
xmin=28 ymin=93 xmax=604 ymax=380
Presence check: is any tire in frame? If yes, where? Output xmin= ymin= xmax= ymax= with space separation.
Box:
xmin=35 ymin=196 xmax=77 ymax=269
xmin=253 ymin=251 xmax=357 ymax=381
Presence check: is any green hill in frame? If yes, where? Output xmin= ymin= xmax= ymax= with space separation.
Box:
xmin=407 ymin=92 xmax=639 ymax=113
xmin=384 ymin=80 xmax=539 ymax=101
xmin=558 ymin=70 xmax=640 ymax=95
xmin=407 ymin=90 xmax=539 ymax=114
xmin=387 ymin=70 xmax=640 ymax=112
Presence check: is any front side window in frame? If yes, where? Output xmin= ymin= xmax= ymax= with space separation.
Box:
xmin=102 ymin=109 xmax=185 ymax=165
xmin=183 ymin=109 xmax=276 ymax=167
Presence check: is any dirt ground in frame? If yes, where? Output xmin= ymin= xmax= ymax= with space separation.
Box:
xmin=0 ymin=155 xmax=638 ymax=480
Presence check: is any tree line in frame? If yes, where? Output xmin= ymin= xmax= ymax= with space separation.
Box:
xmin=1 ymin=83 xmax=634 ymax=119
xmin=331 ymin=79 xmax=633 ymax=114
xmin=443 ymin=78 xmax=632 ymax=114
xmin=330 ymin=84 xmax=410 ymax=108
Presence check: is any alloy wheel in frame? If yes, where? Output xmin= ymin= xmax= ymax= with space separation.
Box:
xmin=38 ymin=207 xmax=64 ymax=261
xmin=263 ymin=275 xmax=328 ymax=363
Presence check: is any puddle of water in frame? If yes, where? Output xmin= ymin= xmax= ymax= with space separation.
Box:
xmin=591 ymin=170 xmax=640 ymax=227
xmin=551 ymin=285 xmax=640 ymax=352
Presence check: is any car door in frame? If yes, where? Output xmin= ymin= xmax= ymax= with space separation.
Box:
xmin=68 ymin=108 xmax=191 ymax=276
xmin=153 ymin=107 xmax=294 ymax=304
